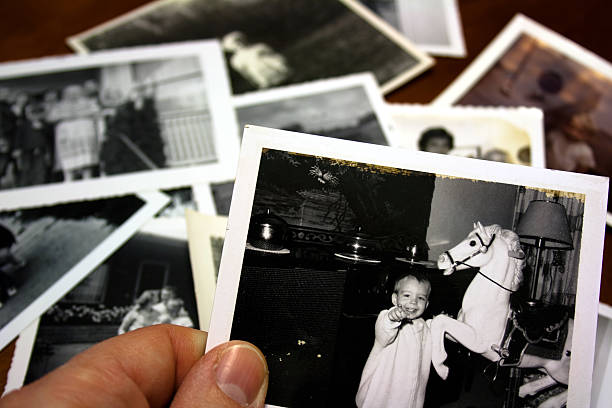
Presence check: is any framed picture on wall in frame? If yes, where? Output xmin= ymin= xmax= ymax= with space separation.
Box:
xmin=205 ymin=125 xmax=607 ymax=408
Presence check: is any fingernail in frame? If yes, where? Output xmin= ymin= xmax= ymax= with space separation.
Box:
xmin=215 ymin=343 xmax=267 ymax=406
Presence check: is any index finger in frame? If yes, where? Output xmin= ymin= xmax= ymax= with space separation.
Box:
xmin=1 ymin=324 xmax=206 ymax=408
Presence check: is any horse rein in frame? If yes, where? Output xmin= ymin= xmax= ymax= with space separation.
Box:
xmin=443 ymin=233 xmax=516 ymax=293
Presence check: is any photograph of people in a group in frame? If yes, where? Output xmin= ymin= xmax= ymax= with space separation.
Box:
xmin=0 ymin=55 xmax=216 ymax=190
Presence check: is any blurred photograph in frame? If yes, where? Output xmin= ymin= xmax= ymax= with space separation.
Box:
xmin=387 ymin=104 xmax=545 ymax=166
xmin=360 ymin=0 xmax=466 ymax=57
xmin=0 ymin=41 xmax=239 ymax=198
xmin=0 ymin=189 xmax=168 ymax=350
xmin=434 ymin=14 xmax=612 ymax=218
xmin=207 ymin=73 xmax=396 ymax=216
xmin=67 ymin=0 xmax=433 ymax=94
xmin=19 ymin=200 xmax=198 ymax=385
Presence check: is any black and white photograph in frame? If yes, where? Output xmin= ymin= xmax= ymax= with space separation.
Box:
xmin=67 ymin=0 xmax=434 ymax=94
xmin=204 ymin=73 xmax=397 ymax=216
xmin=0 ymin=41 xmax=239 ymax=203
xmin=186 ymin=210 xmax=227 ymax=331
xmin=207 ymin=126 xmax=607 ymax=407
xmin=359 ymin=0 xmax=467 ymax=57
xmin=16 ymin=201 xmax=198 ymax=386
xmin=433 ymin=14 xmax=612 ymax=223
xmin=0 ymin=189 xmax=168 ymax=351
xmin=386 ymin=104 xmax=545 ymax=166
xmin=233 ymin=73 xmax=395 ymax=145
xmin=208 ymin=180 xmax=234 ymax=216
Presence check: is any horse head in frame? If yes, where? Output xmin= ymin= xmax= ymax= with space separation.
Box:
xmin=437 ymin=222 xmax=525 ymax=290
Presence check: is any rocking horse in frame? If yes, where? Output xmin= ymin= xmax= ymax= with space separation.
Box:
xmin=431 ymin=222 xmax=572 ymax=408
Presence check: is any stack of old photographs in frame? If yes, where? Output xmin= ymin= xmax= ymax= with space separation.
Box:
xmin=1 ymin=1 xmax=611 ymax=407
xmin=0 ymin=0 xmax=441 ymax=396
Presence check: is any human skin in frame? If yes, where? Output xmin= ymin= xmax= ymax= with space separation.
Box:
xmin=0 ymin=324 xmax=268 ymax=408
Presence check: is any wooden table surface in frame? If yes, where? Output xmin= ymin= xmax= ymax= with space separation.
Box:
xmin=1 ymin=0 xmax=611 ymax=392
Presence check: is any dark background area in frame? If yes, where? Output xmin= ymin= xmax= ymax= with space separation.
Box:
xmin=1 ymin=0 xmax=612 ymax=392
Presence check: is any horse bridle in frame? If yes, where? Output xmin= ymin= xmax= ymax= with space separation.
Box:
xmin=443 ymin=233 xmax=516 ymax=293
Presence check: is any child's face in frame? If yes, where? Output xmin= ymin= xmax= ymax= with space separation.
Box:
xmin=392 ymin=276 xmax=430 ymax=320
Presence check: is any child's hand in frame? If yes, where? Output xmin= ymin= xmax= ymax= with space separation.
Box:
xmin=388 ymin=306 xmax=407 ymax=322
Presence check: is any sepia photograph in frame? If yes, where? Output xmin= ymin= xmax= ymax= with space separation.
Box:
xmin=186 ymin=210 xmax=227 ymax=331
xmin=67 ymin=0 xmax=433 ymax=94
xmin=206 ymin=126 xmax=607 ymax=408
xmin=0 ymin=189 xmax=168 ymax=351
xmin=386 ymin=104 xmax=545 ymax=166
xmin=0 ymin=41 xmax=239 ymax=202
xmin=359 ymin=0 xmax=466 ymax=57
xmin=434 ymin=14 xmax=612 ymax=221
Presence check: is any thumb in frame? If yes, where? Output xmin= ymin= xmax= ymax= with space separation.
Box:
xmin=171 ymin=340 xmax=268 ymax=408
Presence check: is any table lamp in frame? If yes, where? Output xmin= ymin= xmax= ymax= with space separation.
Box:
xmin=516 ymin=200 xmax=573 ymax=300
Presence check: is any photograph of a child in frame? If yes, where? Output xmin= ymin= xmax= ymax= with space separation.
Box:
xmin=68 ymin=0 xmax=433 ymax=94
xmin=207 ymin=127 xmax=605 ymax=408
xmin=356 ymin=271 xmax=432 ymax=408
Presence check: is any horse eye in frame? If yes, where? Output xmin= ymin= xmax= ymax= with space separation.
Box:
xmin=469 ymin=240 xmax=477 ymax=247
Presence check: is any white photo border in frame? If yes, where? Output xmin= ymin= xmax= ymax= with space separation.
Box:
xmin=208 ymin=125 xmax=608 ymax=408
xmin=395 ymin=0 xmax=466 ymax=58
xmin=2 ymin=318 xmax=39 ymax=397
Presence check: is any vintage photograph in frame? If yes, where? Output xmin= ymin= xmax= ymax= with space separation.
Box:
xmin=233 ymin=73 xmax=395 ymax=145
xmin=206 ymin=180 xmax=234 ymax=216
xmin=67 ymin=0 xmax=433 ymax=94
xmin=206 ymin=73 xmax=396 ymax=216
xmin=0 ymin=189 xmax=168 ymax=351
xmin=434 ymin=14 xmax=612 ymax=219
xmin=186 ymin=210 xmax=227 ymax=331
xmin=386 ymin=104 xmax=545 ymax=166
xmin=207 ymin=126 xmax=607 ymax=408
xmin=0 ymin=41 xmax=239 ymax=199
xmin=16 ymin=202 xmax=199 ymax=385
xmin=359 ymin=0 xmax=466 ymax=57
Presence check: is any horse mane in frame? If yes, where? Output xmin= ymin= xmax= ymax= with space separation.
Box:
xmin=484 ymin=224 xmax=525 ymax=291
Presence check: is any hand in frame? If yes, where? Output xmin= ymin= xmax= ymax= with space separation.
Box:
xmin=388 ymin=306 xmax=407 ymax=322
xmin=0 ymin=324 xmax=268 ymax=408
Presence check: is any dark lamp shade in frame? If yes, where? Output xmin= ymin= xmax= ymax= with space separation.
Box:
xmin=517 ymin=200 xmax=573 ymax=250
